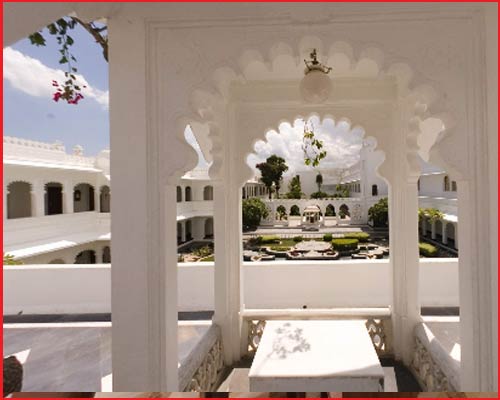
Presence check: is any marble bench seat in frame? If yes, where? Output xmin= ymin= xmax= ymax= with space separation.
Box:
xmin=248 ymin=320 xmax=385 ymax=392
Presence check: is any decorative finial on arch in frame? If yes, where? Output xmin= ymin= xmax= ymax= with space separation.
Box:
xmin=304 ymin=49 xmax=332 ymax=75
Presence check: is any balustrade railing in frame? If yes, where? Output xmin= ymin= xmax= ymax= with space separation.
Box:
xmin=242 ymin=308 xmax=393 ymax=358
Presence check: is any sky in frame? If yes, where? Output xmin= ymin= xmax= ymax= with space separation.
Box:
xmin=247 ymin=117 xmax=364 ymax=178
xmin=3 ymin=21 xmax=363 ymax=173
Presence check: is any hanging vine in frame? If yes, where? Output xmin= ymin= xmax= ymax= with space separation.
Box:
xmin=302 ymin=120 xmax=327 ymax=167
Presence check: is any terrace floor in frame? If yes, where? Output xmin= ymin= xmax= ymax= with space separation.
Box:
xmin=4 ymin=313 xmax=459 ymax=394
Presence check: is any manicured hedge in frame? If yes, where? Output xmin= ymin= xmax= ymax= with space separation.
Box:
xmin=323 ymin=233 xmax=333 ymax=242
xmin=332 ymin=238 xmax=359 ymax=252
xmin=419 ymin=242 xmax=438 ymax=257
xmin=257 ymin=235 xmax=281 ymax=244
xmin=344 ymin=232 xmax=370 ymax=243
xmin=293 ymin=236 xmax=303 ymax=242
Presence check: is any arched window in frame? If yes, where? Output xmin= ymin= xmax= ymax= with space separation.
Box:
xmin=74 ymin=183 xmax=95 ymax=212
xmin=371 ymin=184 xmax=378 ymax=196
xmin=100 ymin=185 xmax=110 ymax=213
xmin=451 ymin=181 xmax=457 ymax=192
xmin=185 ymin=186 xmax=192 ymax=202
xmin=325 ymin=204 xmax=336 ymax=217
xmin=45 ymin=182 xmax=63 ymax=215
xmin=7 ymin=181 xmax=32 ymax=219
xmin=177 ymin=186 xmax=182 ymax=202
xmin=242 ymin=187 xmax=246 ymax=199
xmin=103 ymin=246 xmax=111 ymax=263
xmin=75 ymin=250 xmax=96 ymax=264
xmin=203 ymin=185 xmax=213 ymax=201
xmin=443 ymin=176 xmax=450 ymax=192
xmin=290 ymin=205 xmax=301 ymax=216
xmin=204 ymin=217 xmax=214 ymax=239
xmin=276 ymin=205 xmax=287 ymax=220
xmin=339 ymin=204 xmax=350 ymax=219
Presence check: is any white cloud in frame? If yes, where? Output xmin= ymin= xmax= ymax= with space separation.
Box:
xmin=3 ymin=47 xmax=108 ymax=108
xmin=247 ymin=116 xmax=364 ymax=177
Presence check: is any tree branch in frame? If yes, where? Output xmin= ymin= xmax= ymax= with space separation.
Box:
xmin=71 ymin=17 xmax=108 ymax=62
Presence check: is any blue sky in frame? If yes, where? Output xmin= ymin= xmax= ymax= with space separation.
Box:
xmin=4 ymin=22 xmax=109 ymax=156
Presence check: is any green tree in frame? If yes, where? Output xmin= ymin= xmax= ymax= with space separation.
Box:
xmin=315 ymin=172 xmax=323 ymax=193
xmin=286 ymin=175 xmax=303 ymax=199
xmin=418 ymin=207 xmax=444 ymax=222
xmin=256 ymin=155 xmax=288 ymax=199
xmin=242 ymin=198 xmax=269 ymax=230
xmin=3 ymin=253 xmax=23 ymax=265
xmin=368 ymin=197 xmax=389 ymax=227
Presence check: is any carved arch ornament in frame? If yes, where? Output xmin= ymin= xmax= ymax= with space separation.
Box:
xmin=151 ymin=24 xmax=465 ymax=184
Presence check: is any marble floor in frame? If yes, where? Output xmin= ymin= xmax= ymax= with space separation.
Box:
xmin=3 ymin=321 xmax=211 ymax=392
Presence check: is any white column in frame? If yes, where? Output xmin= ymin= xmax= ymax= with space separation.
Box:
xmin=442 ymin=222 xmax=448 ymax=245
xmin=95 ymin=247 xmax=103 ymax=264
xmin=31 ymin=182 xmax=45 ymax=217
xmin=109 ymin=15 xmax=178 ymax=391
xmin=431 ymin=220 xmax=436 ymax=239
xmin=63 ymin=182 xmax=74 ymax=214
xmin=389 ymin=177 xmax=421 ymax=365
xmin=94 ymin=186 xmax=100 ymax=212
xmin=213 ymin=184 xmax=243 ymax=365
xmin=420 ymin=218 xmax=426 ymax=236
xmin=181 ymin=220 xmax=186 ymax=242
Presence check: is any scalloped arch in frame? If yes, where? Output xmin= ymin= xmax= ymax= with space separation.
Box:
xmin=181 ymin=37 xmax=455 ymax=181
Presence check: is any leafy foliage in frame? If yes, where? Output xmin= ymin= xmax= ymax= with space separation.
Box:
xmin=256 ymin=155 xmax=289 ymax=199
xmin=29 ymin=17 xmax=108 ymax=105
xmin=302 ymin=121 xmax=327 ymax=167
xmin=323 ymin=233 xmax=333 ymax=242
xmin=285 ymin=175 xmax=303 ymax=199
xmin=310 ymin=191 xmax=329 ymax=199
xmin=242 ymin=198 xmax=269 ymax=230
xmin=3 ymin=254 xmax=23 ymax=265
xmin=193 ymin=245 xmax=213 ymax=258
xmin=276 ymin=205 xmax=287 ymax=220
xmin=418 ymin=207 xmax=444 ymax=222
xmin=257 ymin=235 xmax=281 ymax=244
xmin=368 ymin=197 xmax=389 ymax=227
xmin=292 ymin=236 xmax=304 ymax=242
xmin=344 ymin=232 xmax=370 ymax=242
xmin=315 ymin=173 xmax=323 ymax=192
xmin=419 ymin=242 xmax=438 ymax=257
xmin=332 ymin=238 xmax=359 ymax=252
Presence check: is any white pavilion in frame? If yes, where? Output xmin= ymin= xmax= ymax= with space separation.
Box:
xmin=3 ymin=2 xmax=497 ymax=394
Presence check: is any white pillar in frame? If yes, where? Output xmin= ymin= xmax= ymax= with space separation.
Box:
xmin=94 ymin=186 xmax=100 ymax=212
xmin=213 ymin=184 xmax=243 ymax=365
xmin=95 ymin=247 xmax=103 ymax=264
xmin=31 ymin=182 xmax=45 ymax=217
xmin=181 ymin=220 xmax=186 ymax=242
xmin=63 ymin=182 xmax=74 ymax=214
xmin=420 ymin=218 xmax=426 ymax=236
xmin=389 ymin=177 xmax=421 ymax=365
xmin=109 ymin=15 xmax=178 ymax=391
xmin=431 ymin=220 xmax=436 ymax=239
xmin=442 ymin=222 xmax=448 ymax=245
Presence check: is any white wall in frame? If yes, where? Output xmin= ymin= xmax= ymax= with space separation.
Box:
xmin=4 ymin=259 xmax=458 ymax=315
